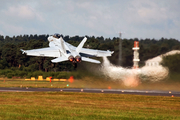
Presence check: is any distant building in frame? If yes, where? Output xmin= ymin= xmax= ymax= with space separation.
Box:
xmin=145 ymin=50 xmax=180 ymax=67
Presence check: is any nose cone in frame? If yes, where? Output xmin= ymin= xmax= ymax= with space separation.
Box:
xmin=48 ymin=36 xmax=53 ymax=42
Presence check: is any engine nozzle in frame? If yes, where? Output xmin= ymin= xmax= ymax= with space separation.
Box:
xmin=68 ymin=56 xmax=75 ymax=62
xmin=75 ymin=56 xmax=81 ymax=63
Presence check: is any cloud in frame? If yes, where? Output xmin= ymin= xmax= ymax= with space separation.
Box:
xmin=0 ymin=0 xmax=180 ymax=40
xmin=6 ymin=6 xmax=34 ymax=19
xmin=0 ymin=1 xmax=45 ymax=35
xmin=2 ymin=4 xmax=44 ymax=22
xmin=0 ymin=20 xmax=24 ymax=36
xmin=119 ymin=0 xmax=180 ymax=39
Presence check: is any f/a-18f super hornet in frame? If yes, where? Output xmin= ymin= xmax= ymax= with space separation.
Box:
xmin=21 ymin=33 xmax=114 ymax=67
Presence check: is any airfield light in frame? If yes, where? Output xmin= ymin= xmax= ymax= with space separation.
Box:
xmin=49 ymin=77 xmax=52 ymax=83
xmin=69 ymin=76 xmax=74 ymax=83
xmin=108 ymin=86 xmax=111 ymax=89
xmin=67 ymin=84 xmax=69 ymax=87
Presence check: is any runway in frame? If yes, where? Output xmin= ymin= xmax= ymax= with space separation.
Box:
xmin=0 ymin=87 xmax=180 ymax=97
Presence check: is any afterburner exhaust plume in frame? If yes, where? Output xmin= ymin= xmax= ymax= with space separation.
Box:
xmin=101 ymin=57 xmax=169 ymax=87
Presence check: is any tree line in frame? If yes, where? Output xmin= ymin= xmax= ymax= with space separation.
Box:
xmin=0 ymin=34 xmax=180 ymax=77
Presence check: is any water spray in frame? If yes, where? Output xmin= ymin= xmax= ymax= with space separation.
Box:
xmin=101 ymin=40 xmax=169 ymax=87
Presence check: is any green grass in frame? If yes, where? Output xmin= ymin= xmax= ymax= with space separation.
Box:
xmin=0 ymin=92 xmax=180 ymax=120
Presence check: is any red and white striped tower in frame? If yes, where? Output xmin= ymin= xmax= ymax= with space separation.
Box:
xmin=132 ymin=41 xmax=140 ymax=69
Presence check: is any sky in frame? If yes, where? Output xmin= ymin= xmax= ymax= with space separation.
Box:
xmin=0 ymin=0 xmax=180 ymax=40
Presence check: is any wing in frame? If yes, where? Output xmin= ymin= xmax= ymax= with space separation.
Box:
xmin=82 ymin=57 xmax=100 ymax=63
xmin=21 ymin=47 xmax=61 ymax=58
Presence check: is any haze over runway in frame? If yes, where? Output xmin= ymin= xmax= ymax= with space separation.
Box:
xmin=0 ymin=0 xmax=180 ymax=40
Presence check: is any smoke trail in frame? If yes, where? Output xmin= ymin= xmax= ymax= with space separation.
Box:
xmin=101 ymin=57 xmax=169 ymax=87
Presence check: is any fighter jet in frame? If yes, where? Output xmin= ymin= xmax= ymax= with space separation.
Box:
xmin=21 ymin=33 xmax=114 ymax=67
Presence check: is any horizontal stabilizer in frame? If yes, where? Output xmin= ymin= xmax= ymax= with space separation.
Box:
xmin=79 ymin=48 xmax=114 ymax=57
xmin=51 ymin=57 xmax=68 ymax=63
xmin=82 ymin=57 xmax=100 ymax=64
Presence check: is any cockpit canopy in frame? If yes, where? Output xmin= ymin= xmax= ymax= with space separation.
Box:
xmin=53 ymin=33 xmax=63 ymax=38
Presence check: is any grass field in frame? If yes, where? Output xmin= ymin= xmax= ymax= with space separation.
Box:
xmin=0 ymin=92 xmax=180 ymax=120
xmin=0 ymin=78 xmax=180 ymax=119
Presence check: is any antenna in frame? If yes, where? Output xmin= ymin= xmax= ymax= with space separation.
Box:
xmin=118 ymin=32 xmax=122 ymax=66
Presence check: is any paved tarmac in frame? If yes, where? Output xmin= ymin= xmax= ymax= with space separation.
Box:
xmin=0 ymin=87 xmax=180 ymax=97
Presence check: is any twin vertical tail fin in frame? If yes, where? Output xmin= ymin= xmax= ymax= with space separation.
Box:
xmin=75 ymin=37 xmax=101 ymax=64
xmin=76 ymin=37 xmax=87 ymax=53
xmin=60 ymin=37 xmax=66 ymax=53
